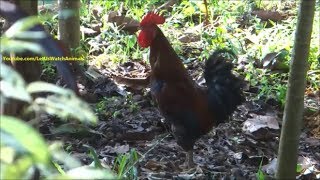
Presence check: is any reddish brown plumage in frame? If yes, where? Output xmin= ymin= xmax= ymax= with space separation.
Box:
xmin=138 ymin=12 xmax=244 ymax=167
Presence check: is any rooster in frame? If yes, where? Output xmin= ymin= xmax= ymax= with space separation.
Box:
xmin=137 ymin=12 xmax=244 ymax=167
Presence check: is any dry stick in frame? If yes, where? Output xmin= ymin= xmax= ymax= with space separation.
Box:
xmin=123 ymin=133 xmax=171 ymax=176
xmin=203 ymin=0 xmax=209 ymax=24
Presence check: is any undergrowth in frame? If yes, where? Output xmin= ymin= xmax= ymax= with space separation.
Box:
xmin=77 ymin=0 xmax=319 ymax=108
xmin=15 ymin=0 xmax=319 ymax=179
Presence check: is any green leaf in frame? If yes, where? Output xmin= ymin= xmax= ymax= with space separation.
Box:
xmin=1 ymin=155 xmax=36 ymax=179
xmin=1 ymin=38 xmax=45 ymax=55
xmin=256 ymin=169 xmax=265 ymax=180
xmin=66 ymin=166 xmax=115 ymax=180
xmin=0 ymin=131 xmax=29 ymax=156
xmin=27 ymin=81 xmax=73 ymax=95
xmin=46 ymin=174 xmax=72 ymax=180
xmin=27 ymin=82 xmax=97 ymax=124
xmin=296 ymin=164 xmax=303 ymax=173
xmin=52 ymin=161 xmax=66 ymax=175
xmin=0 ymin=116 xmax=50 ymax=164
xmin=32 ymin=95 xmax=97 ymax=124
xmin=4 ymin=16 xmax=43 ymax=38
xmin=0 ymin=14 xmax=50 ymax=55
xmin=13 ymin=31 xmax=46 ymax=40
xmin=84 ymin=145 xmax=103 ymax=169
xmin=182 ymin=1 xmax=195 ymax=16
xmin=0 ymin=63 xmax=31 ymax=102
xmin=50 ymin=123 xmax=89 ymax=135
xmin=256 ymin=156 xmax=266 ymax=180
xmin=49 ymin=142 xmax=81 ymax=170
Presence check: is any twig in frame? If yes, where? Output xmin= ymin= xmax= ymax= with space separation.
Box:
xmin=123 ymin=133 xmax=171 ymax=176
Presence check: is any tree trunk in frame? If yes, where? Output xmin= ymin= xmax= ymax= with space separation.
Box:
xmin=58 ymin=0 xmax=80 ymax=50
xmin=57 ymin=0 xmax=89 ymax=93
xmin=276 ymin=0 xmax=316 ymax=179
xmin=11 ymin=0 xmax=41 ymax=83
xmin=2 ymin=0 xmax=41 ymax=118
xmin=15 ymin=0 xmax=38 ymax=15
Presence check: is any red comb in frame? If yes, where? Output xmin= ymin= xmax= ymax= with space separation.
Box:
xmin=140 ymin=12 xmax=165 ymax=26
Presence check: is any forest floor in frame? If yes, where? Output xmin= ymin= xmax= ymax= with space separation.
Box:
xmin=1 ymin=0 xmax=319 ymax=179
xmin=36 ymin=1 xmax=319 ymax=179
xmin=40 ymin=58 xmax=319 ymax=179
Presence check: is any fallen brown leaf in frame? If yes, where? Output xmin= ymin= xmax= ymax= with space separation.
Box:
xmin=252 ymin=10 xmax=284 ymax=21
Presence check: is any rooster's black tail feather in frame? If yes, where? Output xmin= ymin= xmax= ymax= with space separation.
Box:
xmin=204 ymin=49 xmax=244 ymax=124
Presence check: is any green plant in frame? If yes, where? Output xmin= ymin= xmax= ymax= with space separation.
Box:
xmin=0 ymin=64 xmax=112 ymax=179
xmin=0 ymin=117 xmax=115 ymax=179
xmin=84 ymin=145 xmax=104 ymax=169
xmin=1 ymin=16 xmax=47 ymax=54
xmin=40 ymin=61 xmax=56 ymax=82
xmin=0 ymin=10 xmax=112 ymax=180
xmin=125 ymin=94 xmax=140 ymax=113
xmin=256 ymin=157 xmax=265 ymax=180
xmin=113 ymin=149 xmax=139 ymax=179
xmin=95 ymin=97 xmax=108 ymax=114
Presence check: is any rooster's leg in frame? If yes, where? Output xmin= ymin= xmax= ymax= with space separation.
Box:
xmin=186 ymin=150 xmax=195 ymax=168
